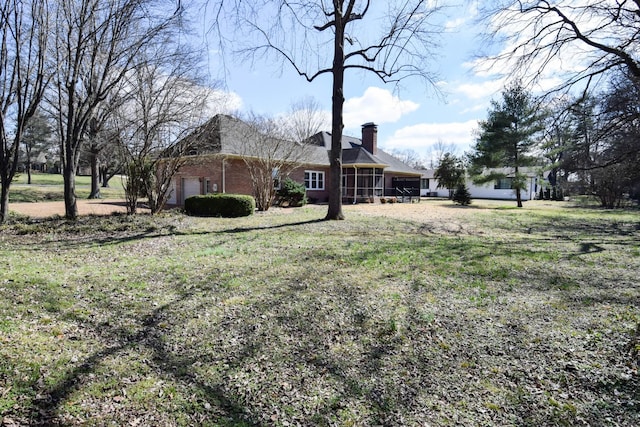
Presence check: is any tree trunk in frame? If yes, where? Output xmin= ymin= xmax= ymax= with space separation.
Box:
xmin=1 ymin=137 xmax=20 ymax=223
xmin=515 ymin=164 xmax=523 ymax=208
xmin=100 ymin=165 xmax=110 ymax=188
xmin=26 ymin=158 xmax=32 ymax=185
xmin=325 ymin=11 xmax=346 ymax=221
xmin=88 ymin=150 xmax=101 ymax=199
xmin=63 ymin=154 xmax=78 ymax=219
xmin=0 ymin=177 xmax=9 ymax=224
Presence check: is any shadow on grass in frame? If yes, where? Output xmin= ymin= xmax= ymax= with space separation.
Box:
xmin=5 ymin=207 xmax=640 ymax=424
xmin=10 ymin=232 xmax=640 ymax=425
xmin=221 ymin=218 xmax=326 ymax=234
xmin=31 ymin=288 xmax=252 ymax=426
xmin=2 ymin=213 xmax=328 ymax=251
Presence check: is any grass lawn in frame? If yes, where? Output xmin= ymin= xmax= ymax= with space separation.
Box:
xmin=0 ymin=202 xmax=638 ymax=426
xmin=8 ymin=172 xmax=125 ymax=202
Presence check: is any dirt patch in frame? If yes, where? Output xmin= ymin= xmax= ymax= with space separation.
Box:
xmin=9 ymin=199 xmax=149 ymax=218
xmin=9 ymin=197 xmax=561 ymax=221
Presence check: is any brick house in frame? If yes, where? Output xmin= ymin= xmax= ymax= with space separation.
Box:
xmin=167 ymin=114 xmax=423 ymax=205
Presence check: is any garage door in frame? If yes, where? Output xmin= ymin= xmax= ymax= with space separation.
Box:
xmin=182 ymin=178 xmax=201 ymax=204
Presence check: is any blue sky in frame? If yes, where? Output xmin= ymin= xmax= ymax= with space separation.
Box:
xmin=198 ymin=2 xmax=502 ymax=163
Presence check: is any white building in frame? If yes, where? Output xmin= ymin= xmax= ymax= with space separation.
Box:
xmin=420 ymin=167 xmax=546 ymax=201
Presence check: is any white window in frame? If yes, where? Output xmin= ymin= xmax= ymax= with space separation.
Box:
xmin=494 ymin=177 xmax=513 ymax=190
xmin=304 ymin=170 xmax=325 ymax=190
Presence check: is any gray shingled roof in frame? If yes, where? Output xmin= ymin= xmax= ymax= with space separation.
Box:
xmin=178 ymin=115 xmax=421 ymax=176
xmin=342 ymin=147 xmax=387 ymax=166
xmin=307 ymin=131 xmax=421 ymax=175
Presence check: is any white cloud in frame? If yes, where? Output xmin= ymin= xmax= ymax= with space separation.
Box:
xmin=455 ymin=79 xmax=504 ymax=100
xmin=205 ymin=90 xmax=243 ymax=115
xmin=444 ymin=3 xmax=478 ymax=30
xmin=459 ymin=103 xmax=489 ymax=115
xmin=343 ymin=87 xmax=420 ymax=130
xmin=445 ymin=17 xmax=466 ymax=30
xmin=382 ymin=120 xmax=479 ymax=153
xmin=469 ymin=0 xmax=610 ymax=89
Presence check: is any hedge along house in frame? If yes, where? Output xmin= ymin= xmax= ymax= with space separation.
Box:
xmin=166 ymin=114 xmax=423 ymax=206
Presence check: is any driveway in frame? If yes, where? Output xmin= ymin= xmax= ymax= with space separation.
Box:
xmin=9 ymin=199 xmax=149 ymax=219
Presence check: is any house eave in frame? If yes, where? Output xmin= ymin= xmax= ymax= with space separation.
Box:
xmin=343 ymin=163 xmax=389 ymax=169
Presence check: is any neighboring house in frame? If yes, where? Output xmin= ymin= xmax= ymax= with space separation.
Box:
xmin=17 ymin=150 xmax=51 ymax=173
xmin=417 ymin=169 xmax=439 ymax=197
xmin=167 ymin=114 xmax=423 ymax=205
xmin=420 ymin=167 xmax=546 ymax=201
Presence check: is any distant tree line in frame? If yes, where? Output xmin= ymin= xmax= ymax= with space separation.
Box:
xmin=0 ymin=0 xmax=220 ymax=222
xmin=434 ymin=1 xmax=640 ymax=209
xmin=433 ymin=78 xmax=640 ymax=209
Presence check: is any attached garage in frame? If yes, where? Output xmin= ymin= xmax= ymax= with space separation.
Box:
xmin=181 ymin=177 xmax=201 ymax=204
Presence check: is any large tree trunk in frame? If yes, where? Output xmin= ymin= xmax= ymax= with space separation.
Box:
xmin=1 ymin=138 xmax=20 ymax=223
xmin=0 ymin=177 xmax=9 ymax=224
xmin=325 ymin=10 xmax=346 ymax=221
xmin=88 ymin=150 xmax=101 ymax=199
xmin=63 ymin=151 xmax=78 ymax=219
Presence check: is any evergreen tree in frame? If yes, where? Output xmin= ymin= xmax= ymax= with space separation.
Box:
xmin=22 ymin=111 xmax=53 ymax=184
xmin=434 ymin=152 xmax=465 ymax=199
xmin=452 ymin=183 xmax=472 ymax=206
xmin=469 ymin=82 xmax=543 ymax=207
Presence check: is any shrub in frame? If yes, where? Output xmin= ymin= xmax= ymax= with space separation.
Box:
xmin=275 ymin=178 xmax=307 ymax=207
xmin=184 ymin=194 xmax=255 ymax=217
xmin=453 ymin=183 xmax=472 ymax=206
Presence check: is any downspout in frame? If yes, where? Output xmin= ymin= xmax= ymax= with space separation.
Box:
xmin=353 ymin=166 xmax=358 ymax=204
xmin=222 ymin=157 xmax=226 ymax=193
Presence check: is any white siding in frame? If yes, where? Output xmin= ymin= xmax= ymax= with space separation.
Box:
xmin=420 ymin=168 xmax=544 ymax=200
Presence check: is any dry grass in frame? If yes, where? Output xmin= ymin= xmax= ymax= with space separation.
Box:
xmin=0 ymin=199 xmax=639 ymax=426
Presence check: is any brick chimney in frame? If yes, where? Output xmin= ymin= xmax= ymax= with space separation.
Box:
xmin=361 ymin=122 xmax=378 ymax=155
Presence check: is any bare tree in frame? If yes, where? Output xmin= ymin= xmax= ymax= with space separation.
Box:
xmin=49 ymin=0 xmax=180 ymax=219
xmin=83 ymin=81 xmax=130 ymax=199
xmin=426 ymin=139 xmax=457 ymax=168
xmin=284 ymin=96 xmax=329 ymax=144
xmin=389 ymin=148 xmax=426 ymax=169
xmin=231 ymin=112 xmax=316 ymax=211
xmin=480 ymin=1 xmax=640 ymax=94
xmin=209 ymin=0 xmax=442 ymax=219
xmin=116 ymin=45 xmax=213 ymax=214
xmin=0 ymin=0 xmax=50 ymax=223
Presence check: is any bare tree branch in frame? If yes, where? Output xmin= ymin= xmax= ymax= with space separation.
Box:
xmin=0 ymin=0 xmax=50 ymax=223
xmin=480 ymin=1 xmax=640 ymax=96
xmin=208 ymin=0 xmax=443 ymax=219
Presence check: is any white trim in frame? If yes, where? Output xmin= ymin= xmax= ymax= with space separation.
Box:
xmin=304 ymin=170 xmax=325 ymax=190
